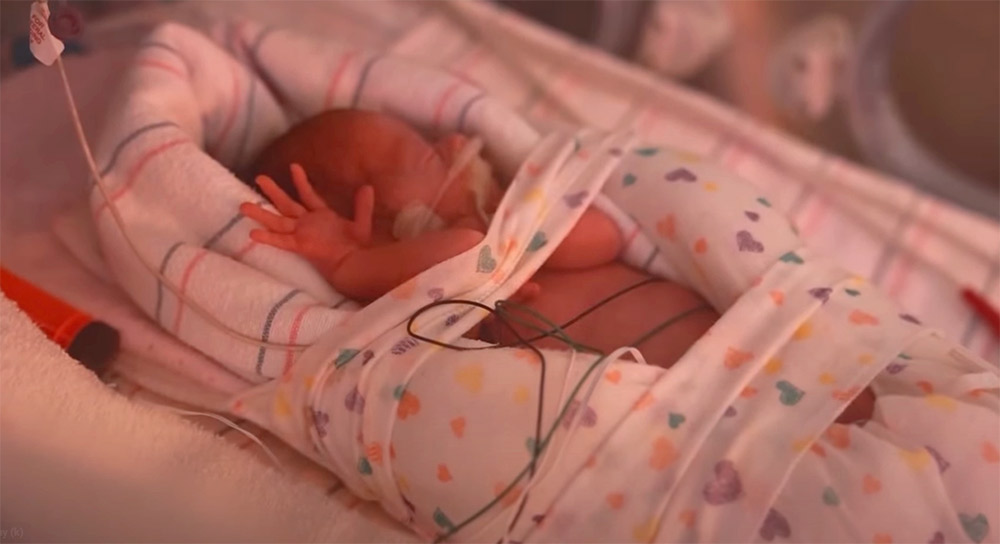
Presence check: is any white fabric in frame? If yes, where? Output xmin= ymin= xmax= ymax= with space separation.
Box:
xmin=0 ymin=294 xmax=416 ymax=543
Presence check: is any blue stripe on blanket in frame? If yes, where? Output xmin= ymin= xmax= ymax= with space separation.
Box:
xmin=641 ymin=246 xmax=660 ymax=272
xmin=100 ymin=121 xmax=178 ymax=177
xmin=202 ymin=200 xmax=260 ymax=250
xmin=249 ymin=26 xmax=277 ymax=57
xmin=456 ymin=92 xmax=485 ymax=132
xmin=233 ymin=75 xmax=258 ymax=166
xmin=350 ymin=55 xmax=383 ymax=108
xmin=255 ymin=288 xmax=302 ymax=375
xmin=154 ymin=241 xmax=185 ymax=324
xmin=870 ymin=192 xmax=921 ymax=286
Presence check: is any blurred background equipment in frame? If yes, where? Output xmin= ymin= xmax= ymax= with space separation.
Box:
xmin=496 ymin=0 xmax=999 ymax=217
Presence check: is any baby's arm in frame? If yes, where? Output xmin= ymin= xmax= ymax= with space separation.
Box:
xmin=241 ymin=164 xmax=483 ymax=303
xmin=543 ymin=207 xmax=623 ymax=270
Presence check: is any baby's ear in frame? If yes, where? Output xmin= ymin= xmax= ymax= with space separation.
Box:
xmin=432 ymin=133 xmax=470 ymax=167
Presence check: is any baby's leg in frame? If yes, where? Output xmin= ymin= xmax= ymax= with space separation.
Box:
xmin=600 ymin=147 xmax=803 ymax=313
xmin=599 ymin=147 xmax=875 ymax=424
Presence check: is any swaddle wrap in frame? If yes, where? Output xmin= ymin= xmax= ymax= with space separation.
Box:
xmin=92 ymin=21 xmax=998 ymax=544
xmin=231 ymin=127 xmax=638 ymax=514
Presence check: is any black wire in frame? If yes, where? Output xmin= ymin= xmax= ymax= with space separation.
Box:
xmin=402 ymin=278 xmax=711 ymax=541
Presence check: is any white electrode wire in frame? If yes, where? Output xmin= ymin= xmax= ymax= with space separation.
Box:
xmin=135 ymin=399 xmax=284 ymax=471
xmin=53 ymin=55 xmax=309 ymax=352
xmin=414 ymin=136 xmax=487 ymax=235
xmin=498 ymin=346 xmax=645 ymax=543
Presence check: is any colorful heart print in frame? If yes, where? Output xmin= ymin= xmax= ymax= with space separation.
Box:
xmin=563 ymin=191 xmax=588 ymax=209
xmin=361 ymin=350 xmax=375 ymax=365
xmin=344 ymin=386 xmax=365 ymax=413
xmin=959 ymin=513 xmax=990 ymax=544
xmin=391 ymin=336 xmax=419 ymax=355
xmin=779 ymin=251 xmax=804 ymax=264
xmin=849 ymin=310 xmax=879 ymax=325
xmin=776 ymin=380 xmax=805 ymax=406
xmin=736 ymin=230 xmax=765 ymax=253
xmin=745 ymin=210 xmax=760 ymax=222
xmin=665 ymin=167 xmax=697 ymax=182
xmin=821 ymin=486 xmax=840 ymax=506
xmin=758 ymin=508 xmax=791 ymax=541
xmin=703 ymin=460 xmax=743 ymax=504
xmin=477 ymin=245 xmax=497 ymax=273
xmin=450 ymin=417 xmax=466 ymax=438
xmin=886 ymin=362 xmax=907 ymax=374
xmin=528 ymin=231 xmax=548 ymax=251
xmin=900 ymin=313 xmax=922 ymax=325
xmin=335 ymin=348 xmax=359 ymax=367
xmin=623 ymin=172 xmax=637 ymax=187
xmin=396 ymin=391 xmax=421 ymax=420
xmin=809 ymin=287 xmax=832 ymax=303
xmin=310 ymin=409 xmax=330 ymax=438
xmin=562 ymin=400 xmax=598 ymax=428
xmin=357 ymin=456 xmax=373 ymax=475
xmin=668 ymin=412 xmax=686 ymax=429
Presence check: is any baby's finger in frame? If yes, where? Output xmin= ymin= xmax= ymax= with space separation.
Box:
xmin=240 ymin=202 xmax=296 ymax=233
xmin=351 ymin=185 xmax=375 ymax=243
xmin=289 ymin=164 xmax=328 ymax=211
xmin=255 ymin=175 xmax=305 ymax=218
xmin=249 ymin=229 xmax=299 ymax=252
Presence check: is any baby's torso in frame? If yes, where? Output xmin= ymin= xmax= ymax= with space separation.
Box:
xmin=479 ymin=262 xmax=719 ymax=369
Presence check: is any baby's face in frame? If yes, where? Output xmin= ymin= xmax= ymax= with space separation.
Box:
xmin=379 ymin=130 xmax=502 ymax=237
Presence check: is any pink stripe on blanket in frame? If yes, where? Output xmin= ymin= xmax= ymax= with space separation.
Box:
xmin=136 ymin=59 xmax=186 ymax=79
xmin=451 ymin=46 xmax=484 ymax=82
xmin=797 ymin=195 xmax=831 ymax=238
xmin=323 ymin=50 xmax=360 ymax=109
xmin=886 ymin=201 xmax=941 ymax=298
xmin=233 ymin=240 xmax=259 ymax=260
xmin=623 ymin=225 xmax=642 ymax=250
xmin=171 ymin=249 xmax=210 ymax=334
xmin=95 ymin=138 xmax=189 ymax=217
xmin=207 ymin=65 xmax=243 ymax=157
xmin=281 ymin=303 xmax=323 ymax=377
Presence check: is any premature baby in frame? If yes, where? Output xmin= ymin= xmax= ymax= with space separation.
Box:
xmin=240 ymin=109 xmax=873 ymax=423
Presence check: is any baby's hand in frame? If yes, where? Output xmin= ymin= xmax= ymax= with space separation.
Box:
xmin=239 ymin=164 xmax=374 ymax=270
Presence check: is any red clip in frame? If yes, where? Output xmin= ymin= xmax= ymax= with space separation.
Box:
xmin=961 ymin=287 xmax=1000 ymax=338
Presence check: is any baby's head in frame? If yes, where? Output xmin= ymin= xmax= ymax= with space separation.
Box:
xmin=391 ymin=132 xmax=501 ymax=239
xmin=250 ymin=109 xmax=504 ymax=241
